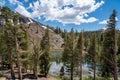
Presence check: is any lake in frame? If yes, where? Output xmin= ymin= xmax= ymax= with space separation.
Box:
xmin=49 ymin=51 xmax=94 ymax=77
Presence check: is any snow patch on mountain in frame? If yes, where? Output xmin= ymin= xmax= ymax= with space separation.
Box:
xmin=27 ymin=18 xmax=33 ymax=24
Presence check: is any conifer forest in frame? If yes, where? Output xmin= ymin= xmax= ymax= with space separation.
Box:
xmin=0 ymin=0 xmax=120 ymax=80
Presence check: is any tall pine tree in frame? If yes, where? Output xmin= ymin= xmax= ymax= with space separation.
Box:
xmin=62 ymin=28 xmax=75 ymax=80
xmin=101 ymin=10 xmax=118 ymax=80
xmin=40 ymin=28 xmax=50 ymax=77
xmin=76 ymin=32 xmax=84 ymax=80
xmin=1 ymin=6 xmax=16 ymax=79
xmin=88 ymin=34 xmax=97 ymax=80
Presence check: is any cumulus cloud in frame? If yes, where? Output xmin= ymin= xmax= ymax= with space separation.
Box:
xmin=14 ymin=0 xmax=104 ymax=25
xmin=15 ymin=5 xmax=31 ymax=18
xmin=99 ymin=19 xmax=108 ymax=24
xmin=9 ymin=0 xmax=22 ymax=5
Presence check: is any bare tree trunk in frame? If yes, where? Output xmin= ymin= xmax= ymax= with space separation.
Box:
xmin=33 ymin=54 xmax=38 ymax=79
xmin=70 ymin=54 xmax=73 ymax=80
xmin=15 ymin=35 xmax=22 ymax=80
xmin=16 ymin=53 xmax=22 ymax=80
xmin=113 ymin=28 xmax=118 ymax=80
xmin=79 ymin=54 xmax=82 ymax=80
xmin=93 ymin=60 xmax=96 ymax=80
xmin=8 ymin=48 xmax=15 ymax=79
xmin=114 ymin=61 xmax=118 ymax=80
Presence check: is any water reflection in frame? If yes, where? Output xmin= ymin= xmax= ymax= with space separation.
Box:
xmin=49 ymin=61 xmax=63 ymax=76
xmin=49 ymin=51 xmax=94 ymax=77
xmin=49 ymin=51 xmax=62 ymax=76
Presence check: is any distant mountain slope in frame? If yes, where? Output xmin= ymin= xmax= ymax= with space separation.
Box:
xmin=26 ymin=21 xmax=64 ymax=50
xmin=0 ymin=6 xmax=64 ymax=50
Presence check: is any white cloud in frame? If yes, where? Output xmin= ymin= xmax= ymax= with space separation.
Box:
xmin=14 ymin=0 xmax=104 ymax=25
xmin=0 ymin=0 xmax=5 ymax=6
xmin=102 ymin=27 xmax=107 ymax=30
xmin=9 ymin=0 xmax=22 ymax=5
xmin=99 ymin=17 xmax=118 ymax=25
xmin=24 ymin=0 xmax=28 ymax=2
xmin=15 ymin=5 xmax=31 ymax=18
xmin=116 ymin=17 xmax=118 ymax=21
xmin=99 ymin=19 xmax=108 ymax=24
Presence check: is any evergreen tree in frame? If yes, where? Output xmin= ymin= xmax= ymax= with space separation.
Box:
xmin=62 ymin=28 xmax=75 ymax=80
xmin=76 ymin=32 xmax=84 ymax=80
xmin=88 ymin=34 xmax=97 ymax=80
xmin=1 ymin=7 xmax=29 ymax=79
xmin=101 ymin=10 xmax=118 ymax=80
xmin=1 ymin=6 xmax=16 ymax=79
xmin=30 ymin=37 xmax=43 ymax=79
xmin=0 ymin=28 xmax=7 ymax=69
xmin=40 ymin=28 xmax=50 ymax=77
xmin=117 ymin=33 xmax=120 ymax=72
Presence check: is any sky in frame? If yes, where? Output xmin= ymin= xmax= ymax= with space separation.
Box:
xmin=0 ymin=0 xmax=120 ymax=31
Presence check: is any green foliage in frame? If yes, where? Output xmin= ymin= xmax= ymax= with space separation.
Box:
xmin=1 ymin=6 xmax=13 ymax=19
xmin=86 ymin=34 xmax=97 ymax=65
xmin=117 ymin=33 xmax=120 ymax=71
xmin=20 ymin=31 xmax=29 ymax=50
xmin=100 ymin=10 xmax=117 ymax=78
xmin=62 ymin=28 xmax=77 ymax=80
xmin=0 ymin=29 xmax=7 ymax=55
xmin=0 ymin=6 xmax=30 ymax=79
xmin=40 ymin=28 xmax=51 ymax=77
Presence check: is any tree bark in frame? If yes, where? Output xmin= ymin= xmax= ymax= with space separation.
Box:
xmin=33 ymin=53 xmax=38 ymax=79
xmin=79 ymin=54 xmax=82 ymax=80
xmin=8 ymin=48 xmax=15 ymax=79
xmin=15 ymin=35 xmax=22 ymax=80
xmin=70 ymin=53 xmax=73 ymax=80
xmin=93 ymin=59 xmax=96 ymax=80
xmin=5 ymin=31 xmax=15 ymax=79
xmin=113 ymin=27 xmax=118 ymax=80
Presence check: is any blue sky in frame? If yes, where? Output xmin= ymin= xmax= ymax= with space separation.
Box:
xmin=0 ymin=0 xmax=120 ymax=31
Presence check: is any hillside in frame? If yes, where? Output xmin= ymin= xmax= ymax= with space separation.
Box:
xmin=0 ymin=7 xmax=64 ymax=50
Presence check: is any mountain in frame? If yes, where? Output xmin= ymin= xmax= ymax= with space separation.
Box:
xmin=0 ymin=6 xmax=64 ymax=50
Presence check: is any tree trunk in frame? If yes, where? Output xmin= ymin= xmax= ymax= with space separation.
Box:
xmin=79 ymin=54 xmax=82 ymax=80
xmin=17 ymin=53 xmax=22 ymax=80
xmin=15 ymin=35 xmax=22 ymax=80
xmin=33 ymin=54 xmax=38 ymax=79
xmin=113 ymin=28 xmax=118 ymax=80
xmin=5 ymin=31 xmax=15 ymax=79
xmin=70 ymin=54 xmax=73 ymax=80
xmin=93 ymin=60 xmax=96 ymax=80
xmin=8 ymin=48 xmax=15 ymax=79
xmin=114 ymin=62 xmax=118 ymax=80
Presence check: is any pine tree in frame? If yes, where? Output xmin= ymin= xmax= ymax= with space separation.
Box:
xmin=1 ymin=6 xmax=15 ymax=79
xmin=29 ymin=34 xmax=44 ymax=79
xmin=88 ymin=34 xmax=97 ymax=80
xmin=40 ymin=28 xmax=50 ymax=77
xmin=0 ymin=28 xmax=7 ymax=69
xmin=117 ymin=33 xmax=120 ymax=72
xmin=1 ymin=7 xmax=30 ymax=79
xmin=76 ymin=32 xmax=84 ymax=80
xmin=62 ymin=28 xmax=75 ymax=80
xmin=101 ymin=10 xmax=118 ymax=80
